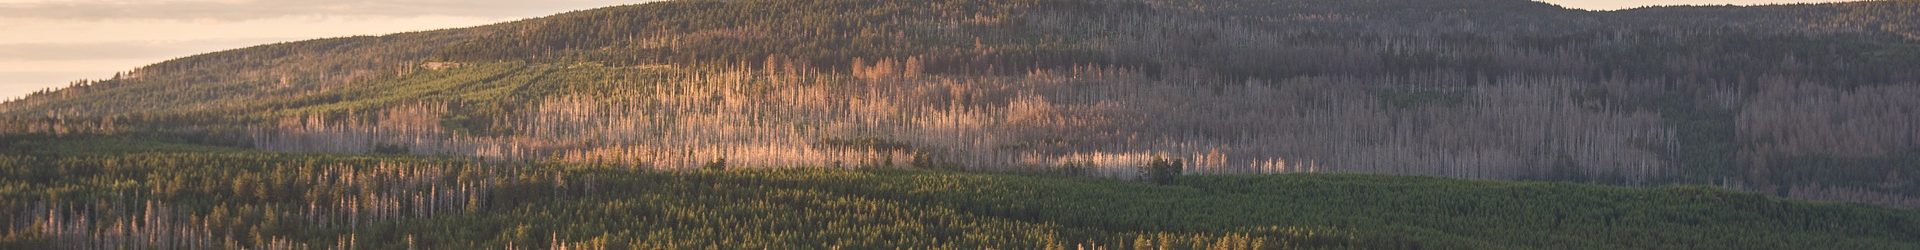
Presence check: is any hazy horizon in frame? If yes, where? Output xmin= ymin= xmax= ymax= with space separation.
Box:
xmin=0 ymin=0 xmax=1867 ymax=100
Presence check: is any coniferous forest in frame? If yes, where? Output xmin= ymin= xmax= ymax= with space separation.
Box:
xmin=3 ymin=0 xmax=1920 ymax=248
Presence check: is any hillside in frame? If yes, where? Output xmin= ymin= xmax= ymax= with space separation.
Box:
xmin=5 ymin=0 xmax=1920 ymax=206
xmin=2 ymin=0 xmax=1920 ymax=246
xmin=1 ymin=136 xmax=1917 ymax=249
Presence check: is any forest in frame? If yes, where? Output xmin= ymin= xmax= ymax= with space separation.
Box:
xmin=2 ymin=0 xmax=1919 ymax=248
xmin=1 ymin=136 xmax=1916 ymax=249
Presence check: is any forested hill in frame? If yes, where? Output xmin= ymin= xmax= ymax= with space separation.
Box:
xmin=2 ymin=138 xmax=1915 ymax=249
xmin=8 ymin=0 xmax=1918 ymax=117
xmin=4 ymin=0 xmax=1920 ymax=209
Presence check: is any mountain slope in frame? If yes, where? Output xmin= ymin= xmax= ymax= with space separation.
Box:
xmin=3 ymin=0 xmax=1920 ymax=208
xmin=7 ymin=0 xmax=1917 ymax=118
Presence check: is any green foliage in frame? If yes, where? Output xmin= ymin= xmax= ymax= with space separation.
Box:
xmin=1051 ymin=159 xmax=1095 ymax=177
xmin=702 ymin=157 xmax=727 ymax=171
xmin=816 ymin=136 xmax=914 ymax=152
xmin=1651 ymin=92 xmax=1739 ymax=184
xmin=0 ymin=134 xmax=245 ymax=155
xmin=1768 ymin=150 xmax=1920 ymax=195
xmin=1140 ymin=156 xmax=1183 ymax=185
xmin=1372 ymin=88 xmax=1469 ymax=109
xmin=2 ymin=139 xmax=1917 ymax=249
xmin=372 ymin=143 xmax=411 ymax=155
xmin=907 ymin=151 xmax=962 ymax=171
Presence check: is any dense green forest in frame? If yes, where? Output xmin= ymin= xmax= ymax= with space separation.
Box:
xmin=3 ymin=0 xmax=1920 ymax=247
xmin=2 ymin=136 xmax=1917 ymax=249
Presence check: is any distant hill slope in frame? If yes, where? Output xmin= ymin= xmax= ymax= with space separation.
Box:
xmin=3 ymin=0 xmax=1920 ymax=208
xmin=6 ymin=0 xmax=1916 ymax=118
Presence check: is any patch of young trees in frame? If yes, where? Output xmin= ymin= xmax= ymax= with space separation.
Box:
xmin=4 ymin=0 xmax=1920 ymax=207
xmin=4 ymin=146 xmax=1917 ymax=249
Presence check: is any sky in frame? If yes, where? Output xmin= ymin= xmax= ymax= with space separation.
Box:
xmin=0 ymin=0 xmax=1868 ymax=100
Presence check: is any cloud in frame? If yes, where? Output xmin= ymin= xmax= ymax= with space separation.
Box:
xmin=0 ymin=0 xmax=650 ymax=20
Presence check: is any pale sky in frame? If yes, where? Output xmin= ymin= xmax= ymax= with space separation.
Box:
xmin=0 ymin=0 xmax=1869 ymax=99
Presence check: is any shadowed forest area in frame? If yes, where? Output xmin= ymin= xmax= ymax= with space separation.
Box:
xmin=2 ymin=0 xmax=1919 ymax=248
